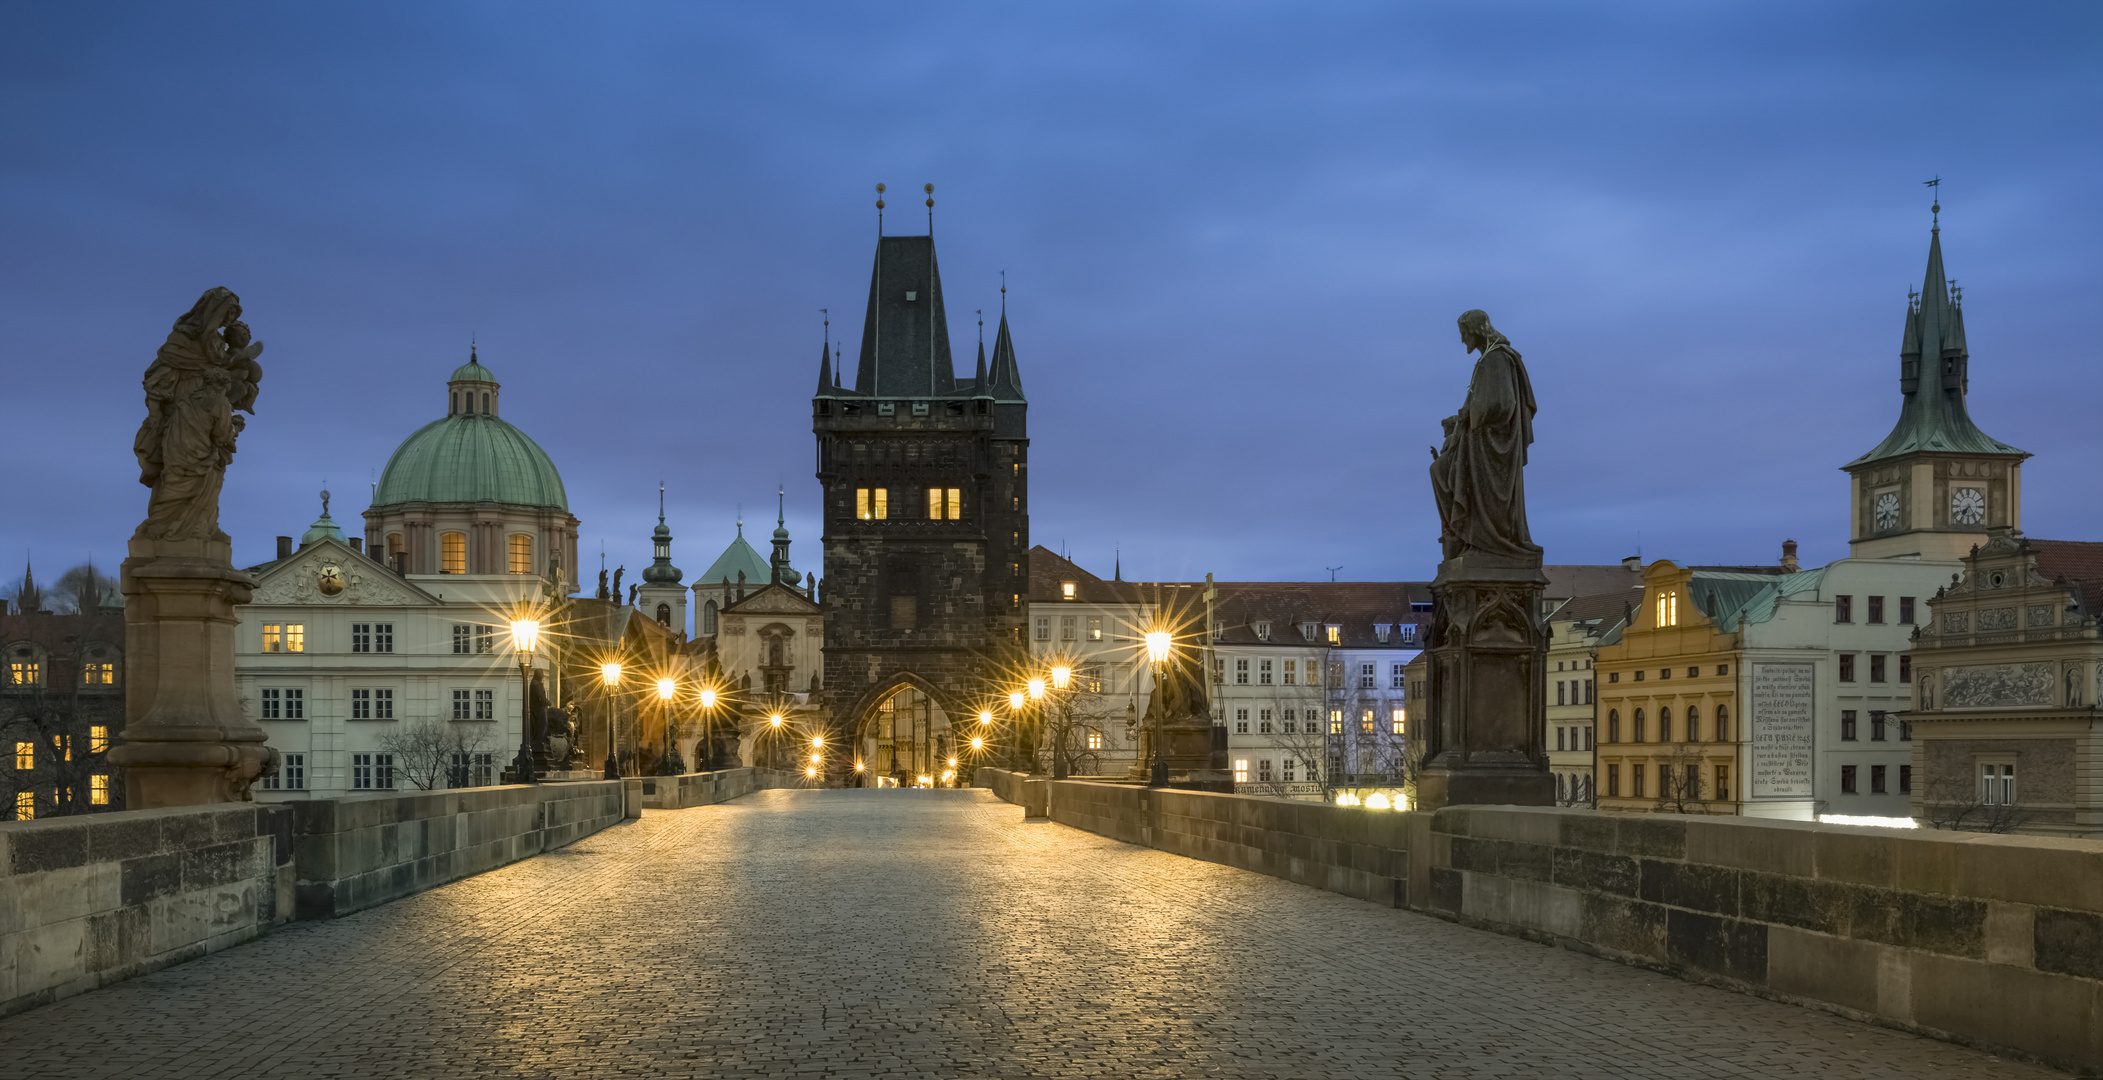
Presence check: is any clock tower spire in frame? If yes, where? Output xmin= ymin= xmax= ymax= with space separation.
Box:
xmin=1843 ymin=197 xmax=2029 ymax=560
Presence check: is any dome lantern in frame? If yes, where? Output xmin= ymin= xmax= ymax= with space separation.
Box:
xmin=447 ymin=343 xmax=501 ymax=418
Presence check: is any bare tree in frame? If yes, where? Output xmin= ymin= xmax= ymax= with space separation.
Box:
xmin=1918 ymin=768 xmax=2031 ymax=834
xmin=377 ymin=718 xmax=492 ymax=791
xmin=0 ymin=688 xmax=116 ymax=817
xmin=1652 ymin=745 xmax=1711 ymax=815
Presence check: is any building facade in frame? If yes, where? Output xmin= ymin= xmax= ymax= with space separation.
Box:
xmin=2 ymin=580 xmax=126 ymax=818
xmin=1544 ymin=591 xmax=1629 ymax=806
xmin=811 ymin=224 xmax=1030 ymax=777
xmin=1907 ymin=530 xmax=2103 ymax=838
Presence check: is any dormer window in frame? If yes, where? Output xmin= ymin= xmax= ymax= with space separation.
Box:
xmin=1060 ymin=581 xmax=1076 ymax=600
xmin=1374 ymin=623 xmax=1390 ymax=643
xmin=1326 ymin=624 xmax=1342 ymax=645
xmin=1299 ymin=621 xmax=1317 ymax=641
xmin=1254 ymin=621 xmax=1271 ymax=642
xmin=1656 ymin=592 xmax=1678 ymax=627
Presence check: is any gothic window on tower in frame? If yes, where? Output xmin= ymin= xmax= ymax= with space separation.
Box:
xmin=508 ymin=534 xmax=533 ymax=574
xmin=702 ymin=601 xmax=718 ymax=635
xmin=441 ymin=532 xmax=467 ymax=574
xmin=656 ymin=603 xmax=671 ymax=626
xmin=945 ymin=488 xmax=961 ymax=519
xmin=857 ymin=488 xmax=889 ymax=520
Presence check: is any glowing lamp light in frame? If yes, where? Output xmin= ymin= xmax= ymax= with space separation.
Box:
xmin=854 ymin=761 xmax=865 ymax=772
xmin=948 ymin=756 xmax=958 ymax=767
xmin=1027 ymin=678 xmax=1046 ymax=700
xmin=1366 ymin=794 xmax=1391 ymax=810
xmin=509 ymin=619 xmax=542 ymax=655
xmin=941 ymin=770 xmax=955 ymax=782
xmin=978 ymin=710 xmax=992 ymax=725
xmin=656 ymin=678 xmax=676 ymax=700
xmin=1144 ymin=631 xmax=1172 ymax=664
xmin=1007 ymin=691 xmax=1024 ymax=710
xmin=811 ymin=753 xmax=822 ymax=764
xmin=806 ymin=766 xmax=817 ymax=777
xmin=699 ymin=689 xmax=717 ymax=709
xmin=600 ymin=662 xmax=622 ymax=687
xmin=811 ymin=735 xmax=824 ymax=748
xmin=971 ymin=737 xmax=984 ymax=750
xmin=1050 ymin=665 xmax=1071 ymax=690
xmin=770 ymin=714 xmax=784 ymax=728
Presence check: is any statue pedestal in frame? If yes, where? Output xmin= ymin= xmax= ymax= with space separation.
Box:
xmin=110 ymin=537 xmax=277 ymax=807
xmin=1128 ymin=715 xmax=1230 ymax=786
xmin=1416 ymin=552 xmax=1553 ymax=810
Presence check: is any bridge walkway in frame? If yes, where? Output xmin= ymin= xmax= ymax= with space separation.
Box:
xmin=0 ymin=789 xmax=2060 ymax=1079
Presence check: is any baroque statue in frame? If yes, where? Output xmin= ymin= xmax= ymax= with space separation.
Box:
xmin=1429 ymin=310 xmax=1539 ymax=563
xmin=133 ymin=287 xmax=264 ymax=543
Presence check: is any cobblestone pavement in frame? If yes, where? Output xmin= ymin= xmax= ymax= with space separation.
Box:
xmin=0 ymin=789 xmax=2064 ymax=1079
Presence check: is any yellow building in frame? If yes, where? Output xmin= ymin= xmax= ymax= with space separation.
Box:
xmin=1595 ymin=561 xmax=1751 ymax=815
xmin=1544 ymin=591 xmax=1635 ymax=805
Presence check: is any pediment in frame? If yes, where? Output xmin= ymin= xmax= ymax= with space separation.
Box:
xmin=251 ymin=540 xmax=439 ymax=608
xmin=724 ymin=584 xmax=820 ymax=615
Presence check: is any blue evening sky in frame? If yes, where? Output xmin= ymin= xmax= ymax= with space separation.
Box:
xmin=3 ymin=2 xmax=2098 ymax=591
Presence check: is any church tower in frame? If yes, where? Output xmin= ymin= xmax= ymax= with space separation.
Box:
xmin=637 ymin=485 xmax=687 ymax=634
xmin=1844 ymin=205 xmax=2028 ymax=560
xmin=812 ymin=202 xmax=1030 ymax=752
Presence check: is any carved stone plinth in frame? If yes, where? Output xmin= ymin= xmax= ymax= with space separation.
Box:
xmin=1416 ymin=552 xmax=1553 ymax=810
xmin=110 ymin=536 xmax=277 ymax=807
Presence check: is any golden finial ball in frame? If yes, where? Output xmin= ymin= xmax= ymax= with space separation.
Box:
xmin=924 ymin=183 xmax=934 ymax=194
xmin=876 ymin=183 xmax=886 ymax=193
xmin=876 ymin=200 xmax=885 ymax=210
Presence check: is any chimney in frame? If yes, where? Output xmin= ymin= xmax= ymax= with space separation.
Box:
xmin=392 ymin=551 xmax=408 ymax=576
xmin=1621 ymin=555 xmax=1641 ymax=572
xmin=276 ymin=536 xmax=293 ymax=560
xmin=349 ymin=537 xmax=363 ymax=555
xmin=1780 ymin=540 xmax=1800 ymax=574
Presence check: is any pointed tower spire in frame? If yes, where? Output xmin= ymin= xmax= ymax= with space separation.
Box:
xmin=1114 ymin=547 xmax=1122 ymax=582
xmin=987 ymin=302 xmax=1026 ymax=402
xmin=973 ymin=308 xmax=988 ymax=394
xmin=769 ymin=485 xmax=800 ymax=586
xmin=816 ymin=309 xmax=834 ymax=397
xmin=643 ymin=482 xmax=682 ymax=586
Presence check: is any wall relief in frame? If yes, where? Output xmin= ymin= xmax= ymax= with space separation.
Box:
xmin=1942 ymin=663 xmax=2052 ymax=709
xmin=1977 ymin=607 xmax=2016 ymax=632
xmin=2029 ymin=605 xmax=2057 ymax=628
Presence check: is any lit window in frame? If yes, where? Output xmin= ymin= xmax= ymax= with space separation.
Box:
xmin=508 ymin=534 xmax=533 ymax=574
xmin=263 ymin=623 xmax=304 ymax=652
xmin=1656 ymin=592 xmax=1678 ymax=627
xmin=89 ymin=726 xmax=109 ymax=753
xmin=857 ymin=488 xmax=871 ymax=519
xmin=1329 ymin=710 xmax=1343 ymax=735
xmin=8 ymin=659 xmax=39 ymax=686
xmin=1086 ymin=729 xmax=1102 ymax=750
xmin=1282 ymin=660 xmax=1297 ymax=685
xmin=441 ymin=532 xmax=467 ymax=574
xmin=1233 ymin=759 xmax=1249 ymax=783
xmin=82 ymin=662 xmax=116 ymax=685
xmin=14 ymin=742 xmax=33 ymax=770
xmin=874 ymin=488 xmax=888 ymax=519
xmin=1326 ymin=625 xmax=1341 ymax=644
xmin=90 ymin=774 xmax=109 ymax=805
xmin=1087 ymin=616 xmax=1102 ymax=641
xmin=1061 ymin=581 xmax=1076 ymax=599
xmin=1391 ymin=708 xmax=1404 ymax=735
xmin=14 ymin=791 xmax=32 ymax=820
xmin=928 ymin=488 xmax=943 ymax=520
xmin=1360 ymin=710 xmax=1375 ymax=733
xmin=946 ymin=488 xmax=961 ymax=520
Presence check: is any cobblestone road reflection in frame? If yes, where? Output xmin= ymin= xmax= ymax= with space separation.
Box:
xmin=0 ymin=789 xmax=2062 ymax=1079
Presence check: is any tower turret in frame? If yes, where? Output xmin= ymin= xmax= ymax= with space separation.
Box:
xmin=637 ymin=484 xmax=688 ymax=633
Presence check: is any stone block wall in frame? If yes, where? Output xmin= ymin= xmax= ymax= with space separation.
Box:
xmin=979 ymin=777 xmax=2103 ymax=1072
xmin=290 ymin=781 xmax=625 ymax=919
xmin=634 ymin=767 xmax=799 ymax=810
xmin=0 ymin=803 xmax=292 ymax=1018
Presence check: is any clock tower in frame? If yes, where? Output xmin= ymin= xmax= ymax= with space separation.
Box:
xmin=1844 ymin=207 xmax=2028 ymax=560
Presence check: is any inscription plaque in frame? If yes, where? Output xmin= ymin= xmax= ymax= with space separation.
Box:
xmin=1751 ymin=662 xmax=1815 ymax=798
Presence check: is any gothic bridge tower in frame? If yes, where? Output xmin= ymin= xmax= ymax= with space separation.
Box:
xmin=1844 ymin=203 xmax=2029 ymax=561
xmin=812 ymin=204 xmax=1029 ymax=777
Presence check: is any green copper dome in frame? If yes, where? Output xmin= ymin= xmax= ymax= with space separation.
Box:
xmin=373 ymin=414 xmax=569 ymax=510
xmin=450 ymin=359 xmax=497 ymax=383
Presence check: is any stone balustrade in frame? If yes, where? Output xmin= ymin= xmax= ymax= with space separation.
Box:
xmin=975 ymin=770 xmax=2103 ymax=1072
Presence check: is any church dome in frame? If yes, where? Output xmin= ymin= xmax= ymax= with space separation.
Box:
xmin=373 ymin=354 xmax=568 ymax=510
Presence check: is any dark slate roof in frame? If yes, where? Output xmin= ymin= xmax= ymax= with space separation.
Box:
xmin=985 ymin=311 xmax=1025 ymax=403
xmin=1543 ymin=564 xmax=1645 ymax=603
xmin=1027 ymin=546 xmax=1428 ymax=649
xmin=1548 ymin=589 xmax=1641 ymax=637
xmin=2030 ymin=539 xmax=2103 ymax=616
xmin=851 ymin=235 xmax=963 ymax=399
xmin=1848 ymin=225 xmax=2025 ymax=467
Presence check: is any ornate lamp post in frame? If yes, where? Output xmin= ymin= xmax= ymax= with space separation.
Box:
xmin=1025 ymin=677 xmax=1047 ymax=775
xmin=509 ymin=619 xmax=541 ymax=785
xmin=808 ymin=733 xmax=824 ymax=782
xmin=1145 ymin=630 xmax=1173 ymax=787
xmin=656 ymin=678 xmax=684 ymax=775
xmin=1049 ymin=664 xmax=1073 ymax=779
xmin=698 ymin=687 xmax=718 ymax=772
xmin=1006 ymin=691 xmax=1025 ymax=770
xmin=600 ymin=661 xmax=622 ymax=780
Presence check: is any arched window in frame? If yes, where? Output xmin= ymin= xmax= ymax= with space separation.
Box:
xmin=1659 ymin=707 xmax=1672 ymax=743
xmin=655 ymin=603 xmax=671 ymax=626
xmin=386 ymin=533 xmax=405 ymax=571
xmin=1633 ymin=708 xmax=1646 ymax=743
xmin=1715 ymin=704 xmax=1729 ymax=742
xmin=440 ymin=532 xmax=467 ymax=574
xmin=1685 ymin=704 xmax=1701 ymax=742
xmin=702 ymin=600 xmax=717 ymax=635
xmin=451 ymin=392 xmax=459 ymax=415
xmin=481 ymin=392 xmax=490 ymax=414
xmin=507 ymin=534 xmax=533 ymax=574
xmin=1607 ymin=709 xmax=1620 ymax=743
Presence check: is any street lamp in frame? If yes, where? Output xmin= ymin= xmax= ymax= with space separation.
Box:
xmin=600 ymin=661 xmax=622 ymax=780
xmin=698 ymin=687 xmax=718 ymax=772
xmin=656 ymin=678 xmax=683 ymax=775
xmin=1048 ymin=664 xmax=1074 ymax=779
xmin=1025 ymin=679 xmax=1047 ymax=775
xmin=509 ymin=619 xmax=541 ymax=784
xmin=1145 ymin=630 xmax=1173 ymax=787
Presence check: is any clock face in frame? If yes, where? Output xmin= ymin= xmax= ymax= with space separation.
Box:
xmin=1873 ymin=492 xmax=1900 ymax=532
xmin=317 ymin=564 xmax=346 ymax=596
xmin=1950 ymin=487 xmax=1987 ymax=527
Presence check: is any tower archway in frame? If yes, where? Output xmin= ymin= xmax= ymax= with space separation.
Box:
xmin=846 ymin=674 xmax=969 ymax=786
